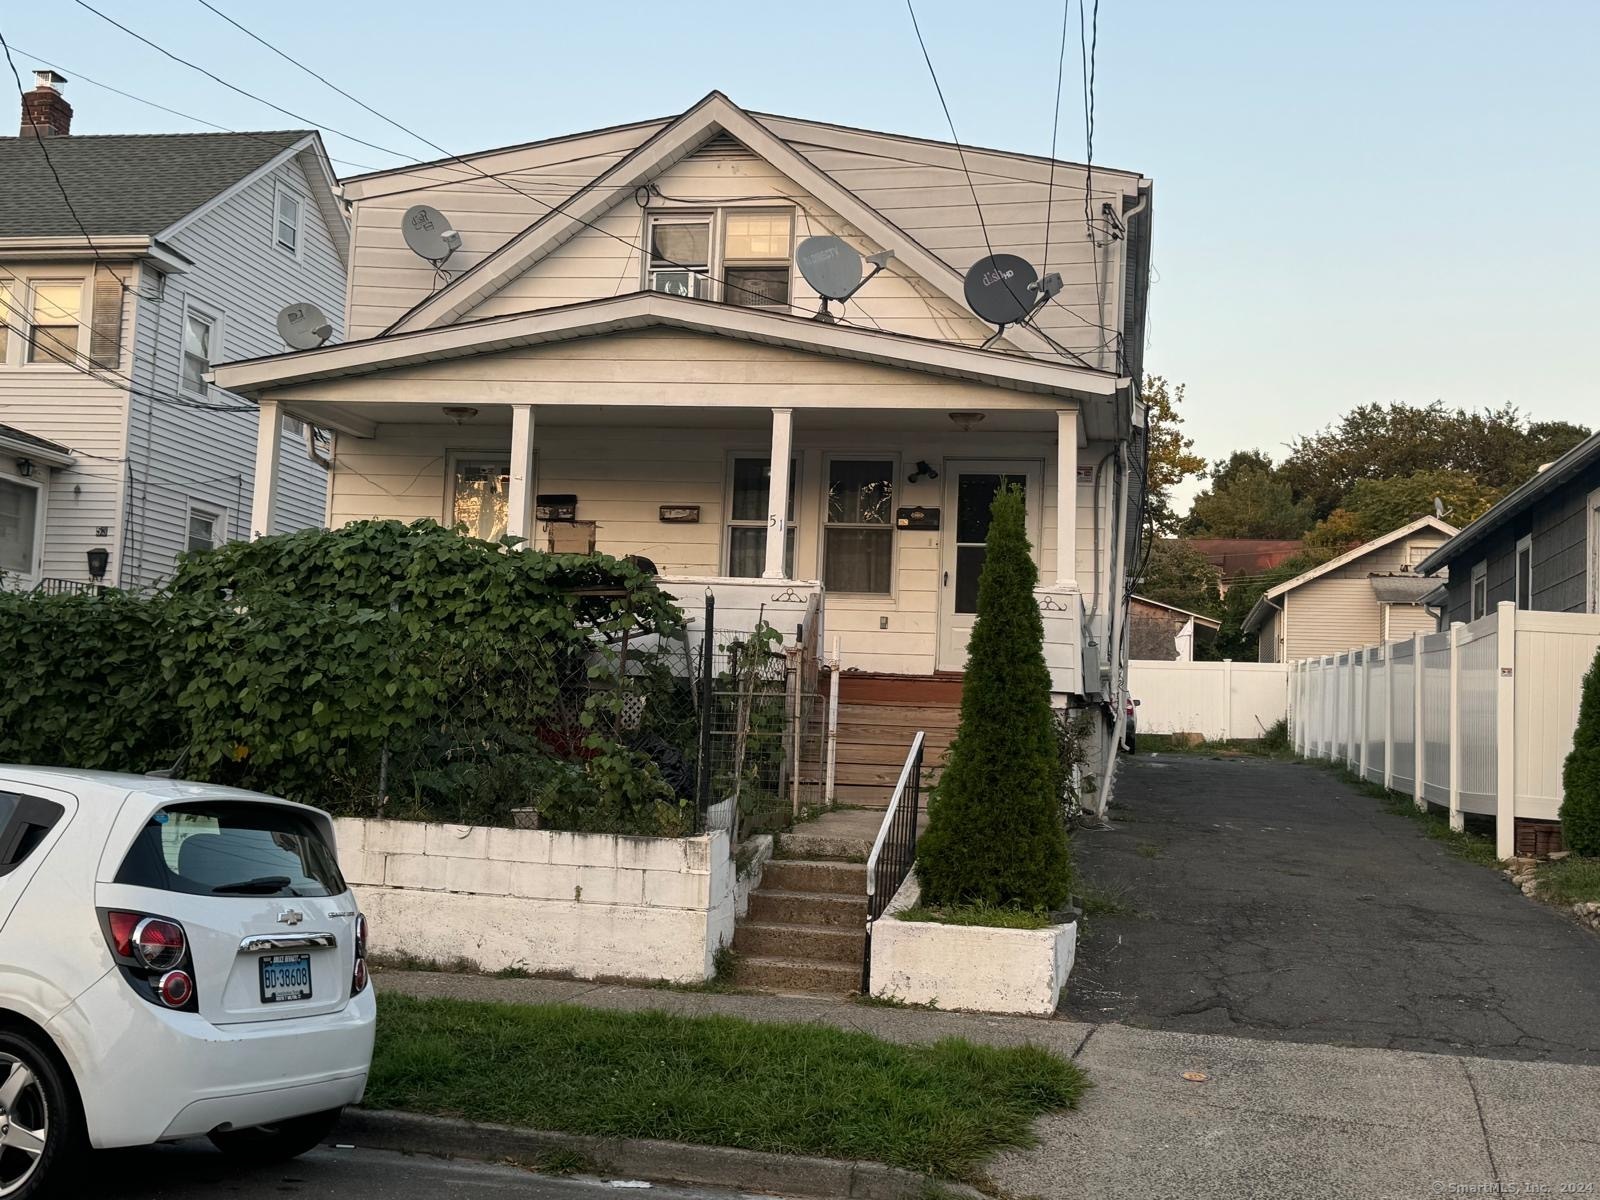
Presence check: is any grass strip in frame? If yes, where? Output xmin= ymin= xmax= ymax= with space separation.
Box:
xmin=366 ymin=994 xmax=1085 ymax=1180
xmin=897 ymin=903 xmax=1057 ymax=929
xmin=1538 ymin=856 xmax=1600 ymax=905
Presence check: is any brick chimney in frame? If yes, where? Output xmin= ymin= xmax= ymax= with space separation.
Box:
xmin=20 ymin=70 xmax=71 ymax=137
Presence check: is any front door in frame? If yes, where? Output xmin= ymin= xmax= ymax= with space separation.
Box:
xmin=937 ymin=460 xmax=1043 ymax=671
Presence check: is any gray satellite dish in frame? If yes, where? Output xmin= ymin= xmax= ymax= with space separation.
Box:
xmin=402 ymin=204 xmax=462 ymax=263
xmin=276 ymin=301 xmax=333 ymax=350
xmin=797 ymin=236 xmax=864 ymax=300
xmin=964 ymin=254 xmax=1041 ymax=328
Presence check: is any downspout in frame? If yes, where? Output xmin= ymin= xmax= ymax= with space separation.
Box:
xmin=1096 ymin=440 xmax=1135 ymax=817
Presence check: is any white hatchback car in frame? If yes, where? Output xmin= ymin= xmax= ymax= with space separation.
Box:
xmin=0 ymin=767 xmax=375 ymax=1197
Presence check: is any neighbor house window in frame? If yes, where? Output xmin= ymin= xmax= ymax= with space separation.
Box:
xmin=450 ymin=456 xmax=511 ymax=542
xmin=1470 ymin=560 xmax=1488 ymax=620
xmin=181 ymin=309 xmax=215 ymax=395
xmin=0 ymin=478 xmax=40 ymax=577
xmin=275 ymin=184 xmax=302 ymax=255
xmin=722 ymin=211 xmax=791 ymax=308
xmin=186 ymin=504 xmax=224 ymax=554
xmin=647 ymin=215 xmax=712 ymax=299
xmin=725 ymin=456 xmax=795 ymax=578
xmin=824 ymin=457 xmax=894 ymax=594
xmin=27 ymin=280 xmax=81 ymax=364
xmin=1515 ymin=535 xmax=1533 ymax=611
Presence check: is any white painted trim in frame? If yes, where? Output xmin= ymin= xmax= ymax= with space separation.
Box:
xmin=182 ymin=494 xmax=229 ymax=554
xmin=1588 ymin=488 xmax=1600 ymax=614
xmin=0 ymin=469 xmax=48 ymax=585
xmin=1514 ymin=533 xmax=1533 ymax=611
xmin=1262 ymin=516 xmax=1458 ymax=605
xmin=1128 ymin=594 xmax=1221 ymax=628
xmin=177 ymin=297 xmax=224 ymax=400
xmin=1470 ymin=560 xmax=1488 ymax=621
xmin=507 ymin=405 xmax=536 ymax=544
xmin=249 ymin=399 xmax=282 ymax=539
xmin=271 ymin=178 xmax=306 ymax=263
xmin=155 ymin=136 xmax=316 ymax=245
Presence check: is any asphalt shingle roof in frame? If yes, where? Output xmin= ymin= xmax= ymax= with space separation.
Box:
xmin=0 ymin=131 xmax=310 ymax=238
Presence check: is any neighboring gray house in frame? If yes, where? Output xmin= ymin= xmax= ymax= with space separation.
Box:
xmin=0 ymin=71 xmax=345 ymax=590
xmin=1418 ymin=431 xmax=1600 ymax=623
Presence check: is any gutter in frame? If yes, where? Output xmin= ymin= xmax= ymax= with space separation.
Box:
xmin=0 ymin=433 xmax=75 ymax=469
xmin=0 ymin=235 xmax=192 ymax=274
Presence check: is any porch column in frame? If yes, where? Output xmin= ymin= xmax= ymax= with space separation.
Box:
xmin=249 ymin=399 xmax=282 ymax=539
xmin=507 ymin=404 xmax=536 ymax=545
xmin=1055 ymin=408 xmax=1079 ymax=587
xmin=763 ymin=407 xmax=793 ymax=580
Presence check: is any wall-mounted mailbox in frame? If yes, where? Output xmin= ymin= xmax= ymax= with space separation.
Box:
xmin=536 ymin=494 xmax=577 ymax=522
xmin=658 ymin=504 xmax=701 ymax=523
xmin=896 ymin=506 xmax=940 ymax=530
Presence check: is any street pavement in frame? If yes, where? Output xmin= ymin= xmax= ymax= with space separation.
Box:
xmin=1064 ymin=752 xmax=1600 ymax=1062
xmin=84 ymin=1142 xmax=779 ymax=1199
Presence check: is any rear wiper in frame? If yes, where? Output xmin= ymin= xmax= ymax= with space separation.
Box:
xmin=211 ymin=875 xmax=292 ymax=895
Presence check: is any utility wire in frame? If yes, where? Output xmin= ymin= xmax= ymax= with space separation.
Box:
xmin=1042 ymin=0 xmax=1071 ymax=277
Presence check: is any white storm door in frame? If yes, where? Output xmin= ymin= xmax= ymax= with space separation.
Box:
xmin=936 ymin=460 xmax=1042 ymax=672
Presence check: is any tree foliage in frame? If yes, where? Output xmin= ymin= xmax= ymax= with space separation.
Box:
xmin=1184 ymin=456 xmax=1311 ymax=538
xmin=1137 ymin=539 xmax=1222 ymax=619
xmin=1142 ymin=375 xmax=1208 ymax=537
xmin=1561 ymin=648 xmax=1600 ymax=857
xmin=916 ymin=487 xmax=1072 ymax=911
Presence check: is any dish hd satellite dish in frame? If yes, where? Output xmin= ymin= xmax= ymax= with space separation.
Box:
xmin=964 ymin=253 xmax=1041 ymax=329
xmin=401 ymin=204 xmax=462 ymax=263
xmin=795 ymin=236 xmax=895 ymax=321
xmin=276 ymin=301 xmax=333 ymax=350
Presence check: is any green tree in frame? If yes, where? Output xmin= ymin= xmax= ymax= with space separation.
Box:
xmin=1137 ymin=539 xmax=1222 ymax=618
xmin=916 ymin=487 xmax=1071 ymax=910
xmin=1561 ymin=648 xmax=1600 ymax=856
xmin=1184 ymin=458 xmax=1312 ymax=538
xmin=1142 ymin=375 xmax=1208 ymax=537
xmin=1339 ymin=470 xmax=1501 ymax=537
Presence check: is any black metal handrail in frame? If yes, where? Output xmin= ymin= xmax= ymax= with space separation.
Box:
xmin=861 ymin=730 xmax=925 ymax=993
xmin=32 ymin=578 xmax=98 ymax=596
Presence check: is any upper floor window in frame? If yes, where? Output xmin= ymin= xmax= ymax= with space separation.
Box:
xmin=275 ymin=184 xmax=303 ymax=256
xmin=186 ymin=504 xmax=224 ymax=554
xmin=28 ymin=280 xmax=81 ymax=365
xmin=181 ymin=309 xmax=216 ymax=396
xmin=645 ymin=208 xmax=792 ymax=308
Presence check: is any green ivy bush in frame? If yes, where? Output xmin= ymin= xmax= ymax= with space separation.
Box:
xmin=1561 ymin=646 xmax=1600 ymax=856
xmin=914 ymin=487 xmax=1073 ymax=911
xmin=1 ymin=521 xmax=695 ymax=835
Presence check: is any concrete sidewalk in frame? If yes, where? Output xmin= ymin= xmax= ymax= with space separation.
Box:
xmin=375 ymin=969 xmax=1600 ymax=1198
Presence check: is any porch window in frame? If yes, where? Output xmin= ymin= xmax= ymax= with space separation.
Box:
xmin=181 ymin=310 xmax=216 ymax=396
xmin=726 ymin=456 xmax=794 ymax=577
xmin=1470 ymin=560 xmax=1488 ymax=621
xmin=0 ymin=478 xmax=40 ymax=576
xmin=451 ymin=456 xmax=511 ymax=542
xmin=722 ymin=211 xmax=791 ymax=309
xmin=27 ymin=280 xmax=81 ymax=364
xmin=647 ymin=215 xmax=712 ymax=299
xmin=824 ymin=457 xmax=894 ymax=594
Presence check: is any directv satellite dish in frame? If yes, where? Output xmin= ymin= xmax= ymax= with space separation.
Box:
xmin=964 ymin=254 xmax=1041 ymax=329
xmin=795 ymin=236 xmax=894 ymax=321
xmin=276 ymin=301 xmax=333 ymax=350
xmin=402 ymin=204 xmax=461 ymax=263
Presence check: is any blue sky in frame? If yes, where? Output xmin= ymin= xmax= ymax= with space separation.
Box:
xmin=7 ymin=1 xmax=1597 ymax=506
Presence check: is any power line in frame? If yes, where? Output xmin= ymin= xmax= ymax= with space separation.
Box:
xmin=1042 ymin=0 xmax=1071 ymax=277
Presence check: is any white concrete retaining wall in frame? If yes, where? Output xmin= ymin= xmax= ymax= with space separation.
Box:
xmin=334 ymin=818 xmax=769 ymax=983
xmin=1129 ymin=659 xmax=1288 ymax=739
xmin=868 ymin=875 xmax=1077 ymax=1016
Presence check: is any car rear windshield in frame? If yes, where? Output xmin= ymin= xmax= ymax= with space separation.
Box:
xmin=114 ymin=801 xmax=346 ymax=898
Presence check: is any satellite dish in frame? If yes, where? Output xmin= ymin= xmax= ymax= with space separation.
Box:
xmin=276 ymin=301 xmax=333 ymax=350
xmin=402 ymin=204 xmax=461 ymax=263
xmin=964 ymin=254 xmax=1041 ymax=328
xmin=797 ymin=236 xmax=864 ymax=300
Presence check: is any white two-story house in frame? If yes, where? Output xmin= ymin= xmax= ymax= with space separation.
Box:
xmin=215 ymin=92 xmax=1153 ymax=801
xmin=0 ymin=71 xmax=345 ymax=590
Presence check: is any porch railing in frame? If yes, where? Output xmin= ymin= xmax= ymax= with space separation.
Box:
xmin=861 ymin=730 xmax=926 ymax=993
xmin=32 ymin=578 xmax=98 ymax=596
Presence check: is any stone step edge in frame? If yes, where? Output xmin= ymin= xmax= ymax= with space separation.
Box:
xmin=747 ymin=889 xmax=869 ymax=907
xmin=733 ymin=918 xmax=867 ymax=942
xmin=336 ymin=1108 xmax=983 ymax=1200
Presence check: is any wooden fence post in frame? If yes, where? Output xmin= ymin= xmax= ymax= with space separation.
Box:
xmin=1495 ymin=602 xmax=1517 ymax=861
xmin=1448 ymin=622 xmax=1464 ymax=833
xmin=1412 ymin=630 xmax=1426 ymax=812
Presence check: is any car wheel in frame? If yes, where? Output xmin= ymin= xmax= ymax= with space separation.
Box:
xmin=1123 ymin=731 xmax=1137 ymax=754
xmin=207 ymin=1108 xmax=341 ymax=1165
xmin=0 ymin=1029 xmax=84 ymax=1199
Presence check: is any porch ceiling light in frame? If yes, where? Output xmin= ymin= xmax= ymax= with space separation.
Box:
xmin=948 ymin=412 xmax=985 ymax=432
xmin=442 ymin=406 xmax=479 ymax=424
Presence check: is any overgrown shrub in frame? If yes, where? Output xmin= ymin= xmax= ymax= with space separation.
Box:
xmin=915 ymin=487 xmax=1072 ymax=910
xmin=1561 ymin=646 xmax=1600 ymax=856
xmin=1261 ymin=717 xmax=1290 ymax=752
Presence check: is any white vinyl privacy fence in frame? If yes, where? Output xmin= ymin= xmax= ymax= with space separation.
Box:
xmin=1292 ymin=603 xmax=1600 ymax=858
xmin=1130 ymin=659 xmax=1288 ymax=740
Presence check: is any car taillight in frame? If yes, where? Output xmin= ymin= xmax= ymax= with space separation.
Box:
xmin=99 ymin=909 xmax=199 ymax=1013
xmin=352 ymin=912 xmax=369 ymax=995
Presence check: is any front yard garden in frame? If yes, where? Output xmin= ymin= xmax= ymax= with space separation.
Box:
xmin=365 ymin=993 xmax=1085 ymax=1181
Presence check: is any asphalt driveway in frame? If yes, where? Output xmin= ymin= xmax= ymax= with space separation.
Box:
xmin=1062 ymin=753 xmax=1600 ymax=1063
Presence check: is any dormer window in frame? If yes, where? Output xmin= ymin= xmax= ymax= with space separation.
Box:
xmin=274 ymin=182 xmax=303 ymax=257
xmin=645 ymin=208 xmax=792 ymax=307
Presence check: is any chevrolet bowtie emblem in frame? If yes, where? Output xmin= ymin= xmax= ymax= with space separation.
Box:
xmin=277 ymin=908 xmax=305 ymax=926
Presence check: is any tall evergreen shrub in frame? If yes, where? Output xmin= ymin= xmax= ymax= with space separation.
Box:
xmin=1561 ymin=646 xmax=1600 ymax=856
xmin=915 ymin=487 xmax=1072 ymax=909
